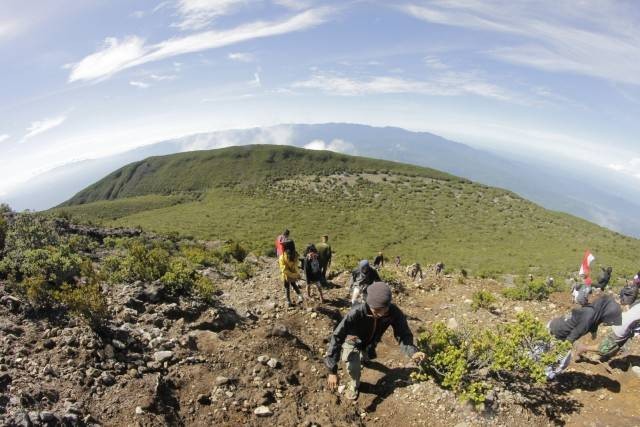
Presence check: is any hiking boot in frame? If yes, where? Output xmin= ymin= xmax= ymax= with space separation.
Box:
xmin=345 ymin=380 xmax=359 ymax=401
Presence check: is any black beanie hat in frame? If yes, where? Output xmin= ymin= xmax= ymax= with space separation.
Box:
xmin=366 ymin=282 xmax=392 ymax=308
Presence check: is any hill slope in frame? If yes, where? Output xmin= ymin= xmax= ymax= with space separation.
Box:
xmin=57 ymin=145 xmax=640 ymax=277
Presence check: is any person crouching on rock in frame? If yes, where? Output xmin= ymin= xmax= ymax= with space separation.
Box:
xmin=325 ymin=282 xmax=425 ymax=400
xmin=279 ymin=239 xmax=304 ymax=307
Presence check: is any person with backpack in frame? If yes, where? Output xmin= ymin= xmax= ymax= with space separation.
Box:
xmin=574 ymin=284 xmax=640 ymax=361
xmin=435 ymin=261 xmax=445 ymax=276
xmin=275 ymin=229 xmax=290 ymax=257
xmin=373 ymin=252 xmax=384 ymax=270
xmin=325 ymin=282 xmax=425 ymax=400
xmin=303 ymin=244 xmax=326 ymax=303
xmin=316 ymin=235 xmax=332 ymax=281
xmin=593 ymin=266 xmax=613 ymax=291
xmin=278 ymin=240 xmax=304 ymax=307
xmin=349 ymin=260 xmax=381 ymax=305
xmin=406 ymin=262 xmax=423 ymax=281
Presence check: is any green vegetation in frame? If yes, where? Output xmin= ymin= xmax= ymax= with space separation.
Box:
xmin=413 ymin=313 xmax=572 ymax=405
xmin=503 ymin=279 xmax=556 ymax=301
xmin=54 ymin=145 xmax=640 ymax=277
xmin=471 ymin=290 xmax=497 ymax=311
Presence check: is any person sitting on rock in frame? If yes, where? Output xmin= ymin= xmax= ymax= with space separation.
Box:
xmin=574 ymin=284 xmax=640 ymax=361
xmin=325 ymin=282 xmax=425 ymax=400
xmin=278 ymin=240 xmax=304 ymax=307
xmin=349 ymin=259 xmax=381 ymax=305
xmin=303 ymin=244 xmax=326 ymax=303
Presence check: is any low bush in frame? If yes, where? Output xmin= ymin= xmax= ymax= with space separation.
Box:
xmin=55 ymin=282 xmax=108 ymax=326
xmin=194 ymin=275 xmax=216 ymax=302
xmin=331 ymin=253 xmax=360 ymax=273
xmin=216 ymin=240 xmax=248 ymax=263
xmin=413 ymin=313 xmax=571 ymax=405
xmin=503 ymin=279 xmax=551 ymax=301
xmin=181 ymin=246 xmax=219 ymax=268
xmin=471 ymin=290 xmax=496 ymax=311
xmin=103 ymin=241 xmax=170 ymax=283
xmin=161 ymin=258 xmax=197 ymax=294
xmin=235 ymin=262 xmax=254 ymax=280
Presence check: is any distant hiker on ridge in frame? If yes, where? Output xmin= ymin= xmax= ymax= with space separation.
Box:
xmin=373 ymin=251 xmax=384 ymax=270
xmin=303 ymin=244 xmax=326 ymax=303
xmin=316 ymin=235 xmax=332 ymax=282
xmin=325 ymin=282 xmax=425 ymax=400
xmin=275 ymin=229 xmax=290 ymax=257
xmin=349 ymin=260 xmax=381 ymax=305
xmin=278 ymin=240 xmax=304 ymax=307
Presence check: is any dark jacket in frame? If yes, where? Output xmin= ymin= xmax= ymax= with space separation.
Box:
xmin=349 ymin=266 xmax=381 ymax=290
xmin=324 ymin=303 xmax=418 ymax=373
xmin=550 ymin=296 xmax=622 ymax=343
xmin=303 ymin=253 xmax=322 ymax=283
xmin=594 ymin=268 xmax=612 ymax=290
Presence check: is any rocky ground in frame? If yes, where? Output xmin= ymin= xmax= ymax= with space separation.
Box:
xmin=2 ymin=252 xmax=640 ymax=426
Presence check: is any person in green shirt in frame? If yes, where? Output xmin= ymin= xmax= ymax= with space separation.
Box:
xmin=316 ymin=234 xmax=332 ymax=281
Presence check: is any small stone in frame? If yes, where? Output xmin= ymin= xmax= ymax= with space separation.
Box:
xmin=153 ymin=351 xmax=174 ymax=363
xmin=514 ymin=306 xmax=524 ymax=313
xmin=257 ymin=355 xmax=270 ymax=364
xmin=254 ymin=406 xmax=272 ymax=417
xmin=337 ymin=385 xmax=346 ymax=394
xmin=39 ymin=411 xmax=56 ymax=422
xmin=267 ymin=358 xmax=280 ymax=369
xmin=631 ymin=366 xmax=640 ymax=377
xmin=197 ymin=394 xmax=211 ymax=405
xmin=446 ymin=318 xmax=458 ymax=330
xmin=215 ymin=376 xmax=230 ymax=386
xmin=112 ymin=339 xmax=126 ymax=350
xmin=135 ymin=406 xmax=144 ymax=415
xmin=42 ymin=339 xmax=56 ymax=349
xmin=100 ymin=372 xmax=116 ymax=386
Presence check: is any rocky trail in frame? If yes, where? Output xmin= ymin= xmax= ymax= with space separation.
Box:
xmin=2 ymin=254 xmax=640 ymax=426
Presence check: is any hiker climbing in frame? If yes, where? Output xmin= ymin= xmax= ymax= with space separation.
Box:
xmin=574 ymin=284 xmax=640 ymax=361
xmin=394 ymin=255 xmax=401 ymax=267
xmin=373 ymin=251 xmax=384 ymax=270
xmin=275 ymin=229 xmax=290 ymax=257
xmin=593 ymin=266 xmax=613 ymax=291
xmin=435 ymin=261 xmax=444 ymax=276
xmin=278 ymin=239 xmax=304 ymax=307
xmin=324 ymin=282 xmax=425 ymax=400
xmin=316 ymin=234 xmax=332 ymax=281
xmin=406 ymin=262 xmax=423 ymax=281
xmin=303 ymin=243 xmax=326 ymax=303
xmin=349 ymin=259 xmax=381 ymax=305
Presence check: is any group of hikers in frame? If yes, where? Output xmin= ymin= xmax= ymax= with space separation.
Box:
xmin=274 ymin=229 xmax=640 ymax=400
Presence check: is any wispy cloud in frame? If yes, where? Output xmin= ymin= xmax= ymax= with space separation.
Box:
xmin=608 ymin=158 xmax=640 ymax=180
xmin=22 ymin=116 xmax=66 ymax=142
xmin=273 ymin=0 xmax=313 ymax=10
xmin=293 ymin=71 xmax=515 ymax=102
xmin=304 ymin=138 xmax=356 ymax=154
xmin=228 ymin=52 xmax=254 ymax=62
xmin=401 ymin=1 xmax=640 ymax=85
xmin=150 ymin=73 xmax=178 ymax=81
xmin=0 ymin=134 xmax=9 ymax=144
xmin=173 ymin=0 xmax=254 ymax=31
xmin=68 ymin=7 xmax=333 ymax=83
xmin=129 ymin=80 xmax=150 ymax=88
xmin=0 ymin=20 xmax=21 ymax=41
xmin=251 ymin=71 xmax=262 ymax=87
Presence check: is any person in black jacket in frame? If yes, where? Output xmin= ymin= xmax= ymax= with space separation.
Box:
xmin=325 ymin=282 xmax=425 ymax=400
xmin=303 ymin=244 xmax=326 ymax=303
xmin=349 ymin=260 xmax=381 ymax=305
xmin=549 ymin=295 xmax=622 ymax=345
xmin=593 ymin=266 xmax=613 ymax=291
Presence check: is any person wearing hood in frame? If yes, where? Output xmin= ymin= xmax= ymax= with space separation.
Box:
xmin=593 ymin=266 xmax=613 ymax=291
xmin=549 ymin=295 xmax=622 ymax=345
xmin=575 ymin=285 xmax=640 ymax=360
xmin=325 ymin=282 xmax=425 ymax=400
xmin=349 ymin=259 xmax=381 ymax=305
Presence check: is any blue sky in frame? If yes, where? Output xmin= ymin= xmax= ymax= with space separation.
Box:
xmin=2 ymin=0 xmax=640 ymax=197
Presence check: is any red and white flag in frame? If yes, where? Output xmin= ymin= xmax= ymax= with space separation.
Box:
xmin=579 ymin=250 xmax=595 ymax=282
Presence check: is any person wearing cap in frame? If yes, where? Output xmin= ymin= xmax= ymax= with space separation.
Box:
xmin=575 ymin=284 xmax=640 ymax=360
xmin=325 ymin=282 xmax=425 ymax=400
xmin=349 ymin=259 xmax=381 ymax=305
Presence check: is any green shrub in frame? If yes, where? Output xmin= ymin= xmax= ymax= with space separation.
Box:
xmin=0 ymin=216 xmax=7 ymax=256
xmin=161 ymin=258 xmax=196 ymax=294
xmin=471 ymin=290 xmax=496 ymax=311
xmin=216 ymin=240 xmax=248 ymax=263
xmin=181 ymin=246 xmax=219 ymax=267
xmin=3 ymin=245 xmax=83 ymax=285
xmin=3 ymin=213 xmax=59 ymax=253
xmin=331 ymin=253 xmax=360 ymax=273
xmin=55 ymin=282 xmax=108 ymax=326
xmin=413 ymin=313 xmax=571 ymax=405
xmin=235 ymin=262 xmax=254 ymax=280
xmin=21 ymin=275 xmax=53 ymax=306
xmin=503 ymin=279 xmax=551 ymax=301
xmin=194 ymin=275 xmax=216 ymax=302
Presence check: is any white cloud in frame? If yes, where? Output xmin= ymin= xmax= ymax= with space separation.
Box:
xmin=607 ymin=158 xmax=640 ymax=180
xmin=401 ymin=1 xmax=640 ymax=85
xmin=293 ymin=71 xmax=515 ymax=102
xmin=304 ymin=138 xmax=356 ymax=154
xmin=150 ymin=73 xmax=177 ymax=81
xmin=130 ymin=10 xmax=146 ymax=19
xmin=423 ymin=55 xmax=448 ymax=70
xmin=173 ymin=0 xmax=254 ymax=31
xmin=68 ymin=8 xmax=333 ymax=83
xmin=273 ymin=0 xmax=313 ymax=10
xmin=228 ymin=52 xmax=254 ymax=62
xmin=0 ymin=20 xmax=20 ymax=41
xmin=251 ymin=71 xmax=261 ymax=87
xmin=22 ymin=116 xmax=66 ymax=142
xmin=0 ymin=134 xmax=9 ymax=143
xmin=129 ymin=80 xmax=150 ymax=88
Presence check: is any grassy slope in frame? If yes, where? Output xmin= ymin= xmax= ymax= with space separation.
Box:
xmin=56 ymin=145 xmax=640 ymax=278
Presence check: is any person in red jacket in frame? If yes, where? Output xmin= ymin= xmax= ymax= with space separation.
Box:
xmin=275 ymin=229 xmax=290 ymax=257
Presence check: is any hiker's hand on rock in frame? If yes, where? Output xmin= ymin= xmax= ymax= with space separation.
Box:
xmin=327 ymin=374 xmax=339 ymax=390
xmin=412 ymin=352 xmax=426 ymax=363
